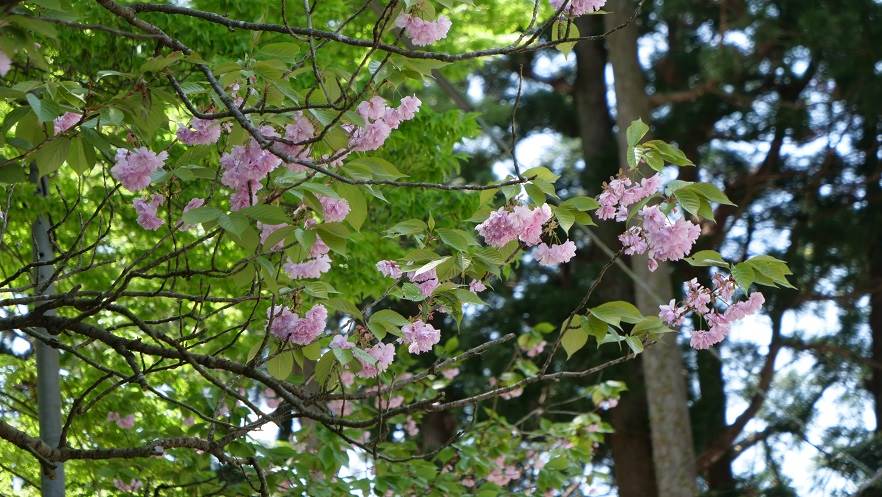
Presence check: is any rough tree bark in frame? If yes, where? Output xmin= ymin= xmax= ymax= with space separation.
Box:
xmin=603 ymin=2 xmax=699 ymax=496
xmin=573 ymin=15 xmax=659 ymax=497
xmin=30 ymin=164 xmax=65 ymax=497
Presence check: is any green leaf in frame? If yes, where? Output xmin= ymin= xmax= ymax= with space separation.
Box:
xmin=26 ymin=93 xmax=60 ymax=123
xmin=386 ymin=219 xmax=427 ymax=237
xmin=674 ymin=188 xmax=701 ymax=218
xmin=590 ymin=301 xmax=643 ymax=328
xmin=182 ymin=206 xmax=223 ymax=225
xmin=731 ymin=262 xmax=755 ymax=291
xmin=140 ymin=51 xmax=184 ymax=73
xmin=267 ymin=351 xmax=293 ymax=380
xmin=33 ymin=138 xmax=70 ymax=176
xmin=302 ymin=341 xmax=321 ymax=361
xmin=0 ymin=162 xmax=27 ymax=183
xmin=257 ymin=42 xmax=300 ymax=60
xmin=625 ymin=336 xmax=644 ymax=354
xmin=552 ymin=205 xmax=576 ymax=233
xmin=336 ymin=184 xmax=367 ymax=231
xmin=685 ymin=250 xmax=728 ymax=268
xmin=239 ymin=204 xmax=290 ymax=224
xmin=368 ymin=309 xmax=408 ymax=340
xmin=561 ymin=196 xmax=600 ymax=212
xmin=414 ymin=257 xmax=449 ymax=277
xmin=626 ymin=118 xmax=649 ymax=165
xmin=690 ymin=183 xmax=735 ymax=205
xmin=437 ymin=228 xmax=477 ymax=252
xmin=631 ymin=316 xmax=672 ymax=336
xmin=551 ymin=20 xmax=578 ymax=54
xmin=66 ymin=137 xmax=91 ymax=174
xmin=561 ymin=327 xmax=588 ymax=359
xmin=218 ymin=213 xmax=250 ymax=238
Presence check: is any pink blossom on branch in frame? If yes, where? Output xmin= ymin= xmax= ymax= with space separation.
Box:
xmin=258 ymin=223 xmax=288 ymax=251
xmin=111 ymin=147 xmax=168 ymax=192
xmin=266 ymin=304 xmax=327 ymax=345
xmin=284 ymin=254 xmax=331 ymax=279
xmin=395 ymin=13 xmax=452 ymax=46
xmin=376 ymin=260 xmax=403 ymax=278
xmin=469 ymin=279 xmax=487 ymax=293
xmin=53 ymin=112 xmax=81 ymax=135
xmin=401 ymin=320 xmax=441 ymax=354
xmin=357 ymin=342 xmax=396 ymax=378
xmin=176 ymin=117 xmax=222 ymax=145
xmin=549 ymin=0 xmax=607 ymax=17
xmin=319 ymin=195 xmax=350 ymax=223
xmin=535 ymin=240 xmax=577 ymax=266
xmin=133 ymin=194 xmax=164 ymax=230
xmin=408 ymin=268 xmax=439 ymax=297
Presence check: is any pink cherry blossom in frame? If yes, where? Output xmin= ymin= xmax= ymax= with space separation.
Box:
xmin=401 ymin=320 xmax=441 ymax=354
xmin=220 ymin=125 xmax=282 ymax=207
xmin=266 ymin=304 xmax=326 ymax=345
xmin=511 ymin=203 xmax=552 ymax=246
xmin=111 ymin=147 xmax=168 ymax=192
xmin=330 ymin=334 xmax=353 ymax=350
xmin=409 ymin=268 xmax=439 ymax=297
xmin=319 ymin=195 xmax=350 ymax=223
xmin=550 ymin=0 xmax=607 ymax=17
xmin=395 ymin=13 xmax=452 ymax=46
xmin=280 ymin=113 xmax=315 ymax=170
xmin=377 ymin=260 xmax=403 ymax=278
xmin=534 ymin=240 xmax=577 ymax=266
xmin=597 ymin=174 xmax=660 ymax=221
xmin=357 ymin=342 xmax=396 ymax=378
xmin=357 ymin=96 xmax=388 ymax=121
xmin=685 ymin=278 xmax=712 ymax=314
xmin=133 ymin=194 xmax=164 ymax=230
xmin=177 ymin=117 xmax=222 ymax=145
xmin=713 ymin=272 xmax=737 ymax=301
xmin=0 ymin=50 xmax=11 ymax=76
xmin=441 ymin=367 xmax=460 ymax=380
xmin=723 ymin=291 xmax=764 ymax=321
xmin=284 ymin=254 xmax=331 ymax=279
xmin=658 ymin=299 xmax=685 ymax=326
xmin=525 ymin=340 xmax=547 ymax=358
xmin=469 ymin=279 xmax=487 ymax=293
xmin=340 ymin=370 xmax=355 ymax=387
xmin=349 ymin=119 xmax=392 ymax=152
xmin=53 ymin=112 xmax=81 ymax=135
xmin=476 ymin=208 xmax=520 ymax=247
xmin=259 ymin=223 xmax=288 ymax=251
xmin=404 ymin=416 xmax=419 ymax=436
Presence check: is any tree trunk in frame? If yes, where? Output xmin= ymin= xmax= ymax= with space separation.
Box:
xmin=30 ymin=164 xmax=65 ymax=497
xmin=604 ymin=3 xmax=699 ymax=496
xmin=572 ymin=16 xmax=660 ymax=497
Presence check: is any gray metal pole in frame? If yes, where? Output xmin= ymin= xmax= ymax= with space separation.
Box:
xmin=30 ymin=164 xmax=65 ymax=497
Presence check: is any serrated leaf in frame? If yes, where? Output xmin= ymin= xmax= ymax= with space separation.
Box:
xmin=239 ymin=204 xmax=290 ymax=224
xmin=267 ymin=351 xmax=293 ymax=380
xmin=590 ymin=301 xmax=643 ymax=328
xmin=731 ymin=262 xmax=755 ymax=291
xmin=182 ymin=206 xmax=223 ymax=225
xmin=685 ymin=250 xmax=728 ymax=268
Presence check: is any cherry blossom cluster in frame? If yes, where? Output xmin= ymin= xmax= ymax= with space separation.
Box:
xmin=348 ymin=95 xmax=421 ymax=152
xmin=475 ymin=203 xmax=577 ymax=266
xmin=658 ymin=274 xmax=765 ymax=349
xmin=284 ymin=236 xmax=332 ymax=279
xmin=176 ymin=117 xmax=222 ymax=145
xmin=395 ymin=13 xmax=452 ymax=46
xmin=618 ymin=205 xmax=701 ymax=271
xmin=401 ymin=319 xmax=441 ymax=354
xmin=597 ymin=173 xmax=661 ymax=221
xmin=549 ymin=0 xmax=607 ymax=17
xmin=53 ymin=112 xmax=81 ymax=135
xmin=106 ymin=411 xmax=135 ymax=429
xmin=267 ymin=304 xmax=328 ymax=345
xmin=111 ymin=147 xmax=168 ymax=192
